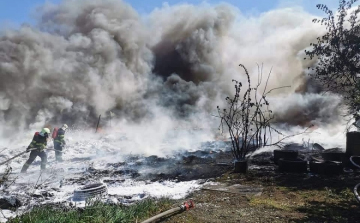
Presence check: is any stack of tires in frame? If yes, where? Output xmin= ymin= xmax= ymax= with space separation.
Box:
xmin=273 ymin=149 xmax=345 ymax=175
xmin=309 ymin=149 xmax=344 ymax=175
xmin=273 ymin=133 xmax=360 ymax=175
xmin=274 ymin=150 xmax=308 ymax=173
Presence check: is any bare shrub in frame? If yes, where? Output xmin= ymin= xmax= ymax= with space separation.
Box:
xmin=217 ymin=64 xmax=311 ymax=160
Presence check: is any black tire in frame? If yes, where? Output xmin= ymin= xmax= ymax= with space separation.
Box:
xmin=73 ymin=183 xmax=107 ymax=200
xmin=321 ymin=152 xmax=344 ymax=162
xmin=234 ymin=160 xmax=248 ymax=173
xmin=309 ymin=161 xmax=343 ymax=175
xmin=309 ymin=161 xmax=321 ymax=174
xmin=278 ymin=158 xmax=307 ymax=173
xmin=273 ymin=150 xmax=298 ymax=165
xmin=346 ymin=132 xmax=360 ymax=156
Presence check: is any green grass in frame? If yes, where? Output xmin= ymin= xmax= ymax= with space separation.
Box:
xmin=249 ymin=197 xmax=298 ymax=211
xmin=8 ymin=198 xmax=174 ymax=223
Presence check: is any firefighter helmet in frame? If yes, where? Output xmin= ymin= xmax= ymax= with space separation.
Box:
xmin=62 ymin=124 xmax=68 ymax=130
xmin=40 ymin=128 xmax=51 ymax=137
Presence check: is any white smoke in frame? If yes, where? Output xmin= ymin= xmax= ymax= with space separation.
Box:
xmin=0 ymin=0 xmax=348 ymax=156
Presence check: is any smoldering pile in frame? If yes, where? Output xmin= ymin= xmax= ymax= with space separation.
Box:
xmin=60 ymin=140 xmax=234 ymax=184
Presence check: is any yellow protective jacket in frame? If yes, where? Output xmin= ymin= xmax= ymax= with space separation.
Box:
xmin=28 ymin=132 xmax=47 ymax=151
xmin=54 ymin=128 xmax=66 ymax=145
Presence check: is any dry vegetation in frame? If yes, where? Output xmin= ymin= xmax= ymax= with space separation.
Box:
xmin=164 ymin=169 xmax=360 ymax=223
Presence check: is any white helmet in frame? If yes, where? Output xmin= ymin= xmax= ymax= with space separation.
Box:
xmin=39 ymin=128 xmax=51 ymax=137
xmin=62 ymin=124 xmax=68 ymax=130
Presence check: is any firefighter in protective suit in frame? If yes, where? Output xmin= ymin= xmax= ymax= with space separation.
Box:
xmin=53 ymin=124 xmax=68 ymax=162
xmin=21 ymin=128 xmax=50 ymax=173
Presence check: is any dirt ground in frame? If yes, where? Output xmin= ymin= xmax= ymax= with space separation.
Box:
xmin=158 ymin=166 xmax=360 ymax=223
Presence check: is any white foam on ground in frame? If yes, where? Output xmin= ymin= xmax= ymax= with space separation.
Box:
xmin=0 ymin=210 xmax=16 ymax=223
xmin=0 ymin=170 xmax=205 ymax=221
xmin=0 ymin=130 xmax=209 ymax=222
xmin=107 ymin=179 xmax=202 ymax=200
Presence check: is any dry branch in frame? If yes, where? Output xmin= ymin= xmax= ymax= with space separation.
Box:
xmin=217 ymin=64 xmax=308 ymax=160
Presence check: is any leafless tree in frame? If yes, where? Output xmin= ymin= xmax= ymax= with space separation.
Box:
xmin=217 ymin=64 xmax=311 ymax=160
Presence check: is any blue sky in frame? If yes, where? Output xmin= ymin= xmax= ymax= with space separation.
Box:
xmin=0 ymin=0 xmax=339 ymax=28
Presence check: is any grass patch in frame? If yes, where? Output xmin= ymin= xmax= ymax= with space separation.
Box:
xmin=248 ymin=185 xmax=360 ymax=222
xmin=8 ymin=198 xmax=173 ymax=223
xmin=249 ymin=197 xmax=297 ymax=211
xmin=294 ymin=187 xmax=355 ymax=204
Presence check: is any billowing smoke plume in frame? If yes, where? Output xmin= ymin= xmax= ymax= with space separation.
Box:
xmin=0 ymin=0 xmax=344 ymax=140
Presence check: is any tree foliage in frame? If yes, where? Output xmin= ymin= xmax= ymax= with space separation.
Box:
xmin=305 ymin=0 xmax=360 ymax=115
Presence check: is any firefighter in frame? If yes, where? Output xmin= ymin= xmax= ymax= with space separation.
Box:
xmin=20 ymin=128 xmax=50 ymax=173
xmin=53 ymin=124 xmax=68 ymax=162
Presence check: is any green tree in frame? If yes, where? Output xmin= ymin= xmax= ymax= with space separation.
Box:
xmin=305 ymin=0 xmax=360 ymax=116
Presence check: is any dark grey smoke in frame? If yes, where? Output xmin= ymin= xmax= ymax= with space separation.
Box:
xmin=0 ymin=0 xmax=344 ymax=138
xmin=152 ymin=4 xmax=234 ymax=84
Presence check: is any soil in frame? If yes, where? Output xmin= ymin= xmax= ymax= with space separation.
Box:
xmin=153 ymin=163 xmax=360 ymax=223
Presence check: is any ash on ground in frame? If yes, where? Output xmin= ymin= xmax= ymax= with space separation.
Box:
xmin=0 ymin=141 xmax=351 ymax=222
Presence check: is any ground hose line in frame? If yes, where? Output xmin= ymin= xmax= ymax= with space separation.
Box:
xmin=350 ymin=156 xmax=360 ymax=203
xmin=141 ymin=200 xmax=194 ymax=223
xmin=350 ymin=156 xmax=360 ymax=169
xmin=354 ymin=183 xmax=360 ymax=203
xmin=0 ymin=148 xmax=64 ymax=166
xmin=0 ymin=148 xmax=37 ymax=166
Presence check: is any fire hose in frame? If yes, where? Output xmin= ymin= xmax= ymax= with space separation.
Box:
xmin=0 ymin=148 xmax=64 ymax=166
xmin=354 ymin=183 xmax=360 ymax=203
xmin=141 ymin=200 xmax=194 ymax=223
xmin=350 ymin=156 xmax=360 ymax=203
xmin=0 ymin=148 xmax=37 ymax=166
xmin=350 ymin=156 xmax=360 ymax=169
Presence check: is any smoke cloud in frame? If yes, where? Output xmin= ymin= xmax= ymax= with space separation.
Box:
xmin=0 ymin=0 xmax=346 ymax=147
